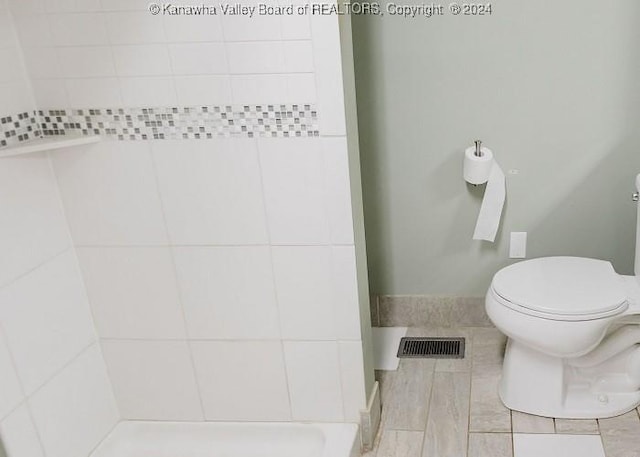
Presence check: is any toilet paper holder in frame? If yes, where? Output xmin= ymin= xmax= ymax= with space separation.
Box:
xmin=474 ymin=140 xmax=482 ymax=157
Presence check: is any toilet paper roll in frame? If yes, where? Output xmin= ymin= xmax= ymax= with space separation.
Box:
xmin=463 ymin=146 xmax=494 ymax=185
xmin=463 ymin=146 xmax=506 ymax=242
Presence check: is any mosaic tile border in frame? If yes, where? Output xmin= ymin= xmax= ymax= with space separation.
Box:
xmin=0 ymin=111 xmax=41 ymax=148
xmin=0 ymin=103 xmax=319 ymax=149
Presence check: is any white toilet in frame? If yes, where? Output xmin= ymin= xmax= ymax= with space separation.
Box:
xmin=485 ymin=174 xmax=640 ymax=419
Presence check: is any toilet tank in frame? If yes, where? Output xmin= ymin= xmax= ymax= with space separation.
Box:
xmin=636 ymin=174 xmax=640 ymax=275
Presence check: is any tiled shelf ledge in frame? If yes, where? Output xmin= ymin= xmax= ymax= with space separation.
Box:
xmin=0 ymin=134 xmax=100 ymax=158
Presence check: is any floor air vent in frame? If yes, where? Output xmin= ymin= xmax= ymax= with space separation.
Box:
xmin=397 ymin=337 xmax=465 ymax=359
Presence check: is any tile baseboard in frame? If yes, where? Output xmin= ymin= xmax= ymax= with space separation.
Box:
xmin=373 ymin=295 xmax=492 ymax=328
xmin=359 ymin=380 xmax=381 ymax=452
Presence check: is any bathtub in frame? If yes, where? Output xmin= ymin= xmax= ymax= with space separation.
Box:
xmin=90 ymin=421 xmax=360 ymax=457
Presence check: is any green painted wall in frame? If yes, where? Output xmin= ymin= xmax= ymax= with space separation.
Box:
xmin=353 ymin=0 xmax=640 ymax=296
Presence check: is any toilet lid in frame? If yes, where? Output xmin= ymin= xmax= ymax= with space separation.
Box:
xmin=491 ymin=257 xmax=627 ymax=318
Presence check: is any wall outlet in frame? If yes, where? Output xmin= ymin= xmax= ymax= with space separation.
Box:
xmin=509 ymin=232 xmax=527 ymax=258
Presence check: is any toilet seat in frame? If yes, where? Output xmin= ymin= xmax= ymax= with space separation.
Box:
xmin=491 ymin=256 xmax=628 ymax=321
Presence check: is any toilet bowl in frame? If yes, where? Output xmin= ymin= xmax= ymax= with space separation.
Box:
xmin=485 ymin=174 xmax=640 ymax=419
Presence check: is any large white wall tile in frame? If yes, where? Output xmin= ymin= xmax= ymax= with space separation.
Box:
xmin=0 ymin=330 xmax=23 ymax=420
xmin=152 ymin=139 xmax=268 ymax=245
xmin=258 ymin=138 xmax=330 ymax=244
xmin=6 ymin=0 xmax=45 ymax=15
xmin=12 ymin=14 xmax=52 ymax=47
xmin=222 ymin=14 xmax=282 ymax=42
xmin=64 ymin=77 xmax=122 ymax=107
xmin=331 ymin=246 xmax=361 ymax=340
xmin=283 ymin=341 xmax=344 ymax=422
xmin=101 ymin=340 xmax=203 ymax=420
xmin=191 ymin=341 xmax=290 ymax=421
xmin=173 ymin=246 xmax=279 ymax=339
xmin=310 ymin=13 xmax=346 ymax=135
xmin=231 ymin=75 xmax=287 ymax=104
xmin=174 ymin=75 xmax=232 ymax=106
xmin=226 ymin=41 xmax=285 ymax=74
xmin=163 ymin=14 xmax=223 ymax=42
xmin=21 ymin=47 xmax=60 ymax=79
xmin=56 ymin=46 xmax=115 ymax=78
xmin=44 ymin=0 xmax=101 ymax=13
xmin=285 ymin=73 xmax=316 ymax=102
xmin=0 ymin=405 xmax=44 ymax=457
xmin=112 ymin=44 xmax=171 ymax=76
xmin=283 ymin=41 xmax=314 ymax=73
xmin=119 ymin=76 xmax=177 ymax=107
xmin=99 ymin=0 xmax=147 ymax=11
xmin=105 ymin=11 xmax=165 ymax=44
xmin=52 ymin=141 xmax=168 ymax=246
xmin=272 ymin=246 xmax=334 ymax=340
xmin=32 ymin=79 xmax=69 ymax=108
xmin=28 ymin=344 xmax=119 ymax=457
xmin=0 ymin=153 xmax=70 ymax=287
xmin=323 ymin=137 xmax=354 ymax=244
xmin=338 ymin=340 xmax=367 ymax=422
xmin=0 ymin=251 xmax=96 ymax=395
xmin=77 ymin=247 xmax=186 ymax=339
xmin=169 ymin=43 xmax=227 ymax=75
xmin=0 ymin=82 xmax=35 ymax=114
xmin=272 ymin=246 xmax=360 ymax=341
xmin=49 ymin=12 xmax=108 ymax=46
xmin=0 ymin=48 xmax=27 ymax=84
xmin=281 ymin=8 xmax=311 ymax=39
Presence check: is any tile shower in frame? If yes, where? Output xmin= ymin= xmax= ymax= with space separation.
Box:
xmin=0 ymin=1 xmax=375 ymax=456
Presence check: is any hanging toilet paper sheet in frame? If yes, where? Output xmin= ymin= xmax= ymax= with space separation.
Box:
xmin=463 ymin=145 xmax=505 ymax=242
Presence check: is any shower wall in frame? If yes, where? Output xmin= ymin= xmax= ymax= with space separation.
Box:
xmin=4 ymin=0 xmax=374 ymax=443
xmin=0 ymin=3 xmax=119 ymax=457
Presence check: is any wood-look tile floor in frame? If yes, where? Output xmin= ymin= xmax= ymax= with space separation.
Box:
xmin=364 ymin=326 xmax=640 ymax=457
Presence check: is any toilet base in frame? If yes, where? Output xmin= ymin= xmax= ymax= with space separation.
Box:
xmin=499 ymin=339 xmax=640 ymax=419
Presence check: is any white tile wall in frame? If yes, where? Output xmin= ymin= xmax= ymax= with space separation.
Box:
xmin=112 ymin=44 xmax=172 ymax=77
xmin=162 ymin=15 xmax=224 ymax=43
xmin=173 ymin=247 xmax=280 ymax=340
xmin=77 ymin=247 xmax=186 ymax=339
xmin=0 ymin=329 xmax=23 ymax=419
xmin=64 ymin=77 xmax=122 ymax=106
xmin=191 ymin=341 xmax=291 ymax=421
xmin=310 ymin=13 xmax=346 ymax=135
xmin=118 ymin=76 xmax=177 ymax=107
xmin=52 ymin=141 xmax=169 ymax=246
xmin=226 ymin=41 xmax=286 ymax=74
xmin=29 ymin=344 xmax=119 ymax=457
xmin=32 ymin=78 xmax=68 ymax=107
xmin=173 ymin=75 xmax=233 ymax=106
xmin=259 ymin=138 xmax=330 ymax=244
xmin=152 ymin=139 xmax=268 ymax=245
xmin=323 ymin=137 xmax=355 ymax=244
xmin=49 ymin=12 xmax=108 ymax=46
xmin=3 ymin=0 xmax=369 ymax=429
xmin=284 ymin=341 xmax=344 ymax=422
xmin=0 ymin=405 xmax=44 ymax=457
xmin=0 ymin=153 xmax=70 ymax=287
xmin=56 ymin=46 xmax=115 ymax=78
xmin=0 ymin=251 xmax=96 ymax=395
xmin=338 ymin=341 xmax=367 ymax=422
xmin=0 ymin=2 xmax=37 ymax=115
xmin=105 ymin=11 xmax=165 ymax=44
xmin=101 ymin=340 xmax=203 ymax=420
xmin=169 ymin=43 xmax=228 ymax=75
xmin=230 ymin=74 xmax=288 ymax=104
xmin=272 ymin=246 xmax=336 ymax=340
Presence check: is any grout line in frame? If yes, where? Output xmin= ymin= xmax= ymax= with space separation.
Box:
xmin=255 ymin=135 xmax=294 ymax=421
xmin=147 ymin=140 xmax=207 ymax=421
xmin=0 ymin=245 xmax=71 ymax=291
